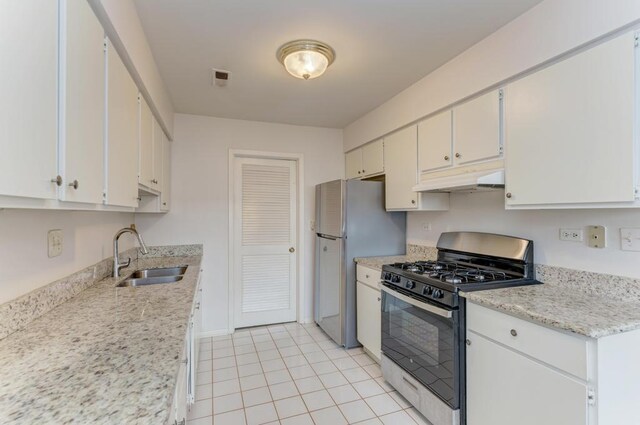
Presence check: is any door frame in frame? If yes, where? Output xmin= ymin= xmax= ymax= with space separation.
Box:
xmin=228 ymin=149 xmax=305 ymax=334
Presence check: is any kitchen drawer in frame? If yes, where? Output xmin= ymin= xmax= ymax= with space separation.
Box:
xmin=466 ymin=302 xmax=588 ymax=380
xmin=357 ymin=264 xmax=381 ymax=289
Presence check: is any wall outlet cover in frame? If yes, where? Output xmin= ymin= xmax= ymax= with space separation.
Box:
xmin=621 ymin=228 xmax=640 ymax=251
xmin=47 ymin=229 xmax=63 ymax=258
xmin=559 ymin=228 xmax=583 ymax=242
xmin=587 ymin=225 xmax=606 ymax=249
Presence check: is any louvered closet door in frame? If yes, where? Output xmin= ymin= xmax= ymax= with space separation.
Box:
xmin=234 ymin=157 xmax=297 ymax=328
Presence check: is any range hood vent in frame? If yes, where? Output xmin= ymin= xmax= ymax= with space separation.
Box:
xmin=412 ymin=169 xmax=504 ymax=193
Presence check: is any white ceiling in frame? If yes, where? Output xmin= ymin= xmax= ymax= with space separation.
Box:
xmin=134 ymin=0 xmax=542 ymax=129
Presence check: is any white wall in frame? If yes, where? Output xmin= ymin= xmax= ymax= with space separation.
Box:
xmin=135 ymin=114 xmax=344 ymax=334
xmin=0 ymin=210 xmax=134 ymax=304
xmin=344 ymin=0 xmax=640 ymax=150
xmin=408 ymin=191 xmax=640 ymax=278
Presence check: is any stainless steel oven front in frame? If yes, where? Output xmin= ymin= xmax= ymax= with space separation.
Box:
xmin=380 ymin=284 xmax=465 ymax=425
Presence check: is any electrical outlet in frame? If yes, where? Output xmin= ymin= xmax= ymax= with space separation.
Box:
xmin=559 ymin=228 xmax=583 ymax=242
xmin=48 ymin=229 xmax=63 ymax=258
xmin=621 ymin=228 xmax=640 ymax=251
xmin=422 ymin=222 xmax=432 ymax=231
xmin=587 ymin=225 xmax=606 ymax=249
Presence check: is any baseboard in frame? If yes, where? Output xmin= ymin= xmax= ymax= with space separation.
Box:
xmin=199 ymin=329 xmax=230 ymax=338
xmin=299 ymin=317 xmax=315 ymax=324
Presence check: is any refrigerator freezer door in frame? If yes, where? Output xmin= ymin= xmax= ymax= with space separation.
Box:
xmin=316 ymin=180 xmax=344 ymax=238
xmin=316 ymin=235 xmax=344 ymax=346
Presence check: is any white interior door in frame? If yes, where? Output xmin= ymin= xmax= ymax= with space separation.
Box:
xmin=234 ymin=157 xmax=297 ymax=328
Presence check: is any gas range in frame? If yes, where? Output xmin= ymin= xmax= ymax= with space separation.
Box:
xmin=379 ymin=232 xmax=541 ymax=425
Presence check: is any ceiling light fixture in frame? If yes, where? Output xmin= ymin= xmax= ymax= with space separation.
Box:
xmin=276 ymin=39 xmax=335 ymax=80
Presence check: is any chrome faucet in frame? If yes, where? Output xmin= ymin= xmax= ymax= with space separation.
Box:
xmin=113 ymin=225 xmax=149 ymax=278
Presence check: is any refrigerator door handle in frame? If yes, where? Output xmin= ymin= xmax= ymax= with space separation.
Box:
xmin=317 ymin=233 xmax=339 ymax=240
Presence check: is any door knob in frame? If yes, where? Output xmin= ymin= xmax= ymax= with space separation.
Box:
xmin=289 ymin=247 xmax=295 ymax=253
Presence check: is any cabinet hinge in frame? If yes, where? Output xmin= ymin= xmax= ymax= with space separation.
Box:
xmin=103 ymin=41 xmax=107 ymax=52
xmin=498 ymin=89 xmax=504 ymax=100
xmin=635 ymin=33 xmax=640 ymax=47
xmin=587 ymin=388 xmax=596 ymax=406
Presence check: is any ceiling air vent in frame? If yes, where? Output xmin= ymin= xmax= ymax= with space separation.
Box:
xmin=211 ymin=68 xmax=230 ymax=87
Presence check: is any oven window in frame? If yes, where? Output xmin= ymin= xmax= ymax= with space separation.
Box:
xmin=381 ymin=289 xmax=459 ymax=408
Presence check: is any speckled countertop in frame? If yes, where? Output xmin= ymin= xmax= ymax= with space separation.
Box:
xmin=461 ymin=283 xmax=640 ymax=339
xmin=0 ymin=254 xmax=201 ymax=425
xmin=355 ymin=246 xmax=640 ymax=339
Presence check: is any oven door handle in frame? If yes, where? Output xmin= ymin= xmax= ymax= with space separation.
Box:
xmin=381 ymin=285 xmax=453 ymax=319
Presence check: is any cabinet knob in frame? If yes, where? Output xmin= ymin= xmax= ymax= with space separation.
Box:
xmin=51 ymin=175 xmax=62 ymax=186
xmin=68 ymin=180 xmax=79 ymax=190
xmin=510 ymin=329 xmax=518 ymax=337
xmin=411 ymin=199 xmax=416 ymax=204
xmin=357 ymin=171 xmax=361 ymax=174
xmin=455 ymin=153 xmax=461 ymax=158
xmin=466 ymin=339 xmax=471 ymax=346
xmin=506 ymin=192 xmax=512 ymax=199
xmin=377 ymin=297 xmax=381 ymax=301
xmin=362 ymin=169 xmax=365 ymax=173
xmin=163 ymin=202 xmax=167 ymax=206
xmin=444 ymin=155 xmax=450 ymax=161
xmin=289 ymin=247 xmax=295 ymax=253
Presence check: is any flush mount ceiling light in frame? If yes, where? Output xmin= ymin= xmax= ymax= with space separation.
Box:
xmin=276 ymin=39 xmax=335 ymax=80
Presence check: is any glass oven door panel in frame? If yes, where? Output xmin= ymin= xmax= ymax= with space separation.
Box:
xmin=381 ymin=288 xmax=460 ymax=409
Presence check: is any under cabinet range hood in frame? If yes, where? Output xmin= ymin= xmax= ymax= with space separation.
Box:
xmin=412 ymin=169 xmax=505 ymax=193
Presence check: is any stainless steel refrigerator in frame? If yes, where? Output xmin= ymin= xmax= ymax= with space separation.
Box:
xmin=314 ymin=179 xmax=406 ymax=348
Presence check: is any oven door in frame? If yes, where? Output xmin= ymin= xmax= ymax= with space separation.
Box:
xmin=381 ymin=284 xmax=461 ymax=409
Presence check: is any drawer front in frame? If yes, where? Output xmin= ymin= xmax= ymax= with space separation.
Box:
xmin=466 ymin=302 xmax=588 ymax=380
xmin=357 ymin=264 xmax=381 ymax=289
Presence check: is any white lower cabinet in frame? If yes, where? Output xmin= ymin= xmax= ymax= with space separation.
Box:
xmin=466 ymin=302 xmax=640 ymax=425
xmin=356 ymin=265 xmax=381 ymax=361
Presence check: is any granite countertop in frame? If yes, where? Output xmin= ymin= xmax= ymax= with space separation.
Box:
xmin=354 ymin=255 xmax=411 ymax=271
xmin=462 ymin=283 xmax=640 ymax=339
xmin=0 ymin=254 xmax=201 ymax=425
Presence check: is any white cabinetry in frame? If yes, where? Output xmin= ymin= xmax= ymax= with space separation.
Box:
xmin=384 ymin=126 xmax=449 ymax=211
xmin=505 ymin=32 xmax=638 ymax=208
xmin=138 ymin=96 xmax=154 ymax=189
xmin=466 ymin=302 xmax=640 ymax=425
xmin=356 ymin=265 xmax=381 ymax=361
xmin=59 ymin=0 xmax=105 ymax=204
xmin=418 ymin=90 xmax=502 ymax=178
xmin=0 ymin=0 xmax=58 ymax=201
xmin=346 ymin=139 xmax=384 ymax=179
xmin=160 ymin=133 xmax=172 ymax=211
xmin=105 ymin=39 xmax=139 ymax=208
xmin=151 ymin=118 xmax=164 ymax=191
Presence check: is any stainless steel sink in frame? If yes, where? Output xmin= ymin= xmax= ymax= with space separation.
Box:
xmin=116 ymin=266 xmax=188 ymax=287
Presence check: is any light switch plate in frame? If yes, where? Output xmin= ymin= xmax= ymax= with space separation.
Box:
xmin=48 ymin=229 xmax=63 ymax=257
xmin=587 ymin=225 xmax=606 ymax=249
xmin=621 ymin=228 xmax=640 ymax=251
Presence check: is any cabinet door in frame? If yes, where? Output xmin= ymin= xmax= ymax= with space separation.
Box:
xmin=384 ymin=126 xmax=419 ymax=210
xmin=138 ymin=96 xmax=154 ymax=188
xmin=362 ymin=139 xmax=384 ymax=176
xmin=505 ymin=33 xmax=636 ymax=206
xmin=105 ymin=40 xmax=139 ymax=207
xmin=467 ymin=331 xmax=588 ymax=425
xmin=60 ymin=0 xmax=105 ymax=204
xmin=356 ymin=281 xmax=381 ymax=361
xmin=0 ymin=0 xmax=58 ymax=200
xmin=152 ymin=117 xmax=163 ymax=190
xmin=453 ymin=89 xmax=502 ymax=165
xmin=160 ymin=133 xmax=171 ymax=211
xmin=345 ymin=149 xmax=363 ymax=179
xmin=418 ymin=110 xmax=453 ymax=172
xmin=174 ymin=344 xmax=188 ymax=424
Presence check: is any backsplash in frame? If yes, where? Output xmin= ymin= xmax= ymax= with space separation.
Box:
xmin=0 ymin=245 xmax=203 ymax=340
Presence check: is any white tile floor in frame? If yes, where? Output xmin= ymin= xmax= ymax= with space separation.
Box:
xmin=189 ymin=322 xmax=432 ymax=425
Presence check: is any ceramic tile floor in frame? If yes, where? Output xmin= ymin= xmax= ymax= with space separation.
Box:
xmin=188 ymin=322 xmax=432 ymax=425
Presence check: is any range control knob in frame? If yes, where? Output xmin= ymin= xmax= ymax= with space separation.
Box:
xmin=405 ymin=280 xmax=415 ymax=290
xmin=391 ymin=274 xmax=401 ymax=283
xmin=422 ymin=286 xmax=433 ymax=296
xmin=432 ymin=289 xmax=443 ymax=299
xmin=383 ymin=272 xmax=391 ymax=281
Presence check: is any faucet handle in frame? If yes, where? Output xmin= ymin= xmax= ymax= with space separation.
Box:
xmin=118 ymin=257 xmax=131 ymax=271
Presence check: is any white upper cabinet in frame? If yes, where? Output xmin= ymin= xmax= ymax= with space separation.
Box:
xmin=0 ymin=0 xmax=58 ymax=200
xmin=385 ymin=126 xmax=449 ymax=211
xmin=139 ymin=96 xmax=154 ymax=188
xmin=345 ymin=139 xmax=384 ymax=179
xmin=160 ymin=132 xmax=171 ymax=211
xmin=505 ymin=32 xmax=637 ymax=208
xmin=60 ymin=0 xmax=105 ymax=204
xmin=362 ymin=139 xmax=384 ymax=177
xmin=105 ymin=39 xmax=139 ymax=208
xmin=418 ymin=110 xmax=453 ymax=173
xmin=152 ymin=117 xmax=164 ymax=190
xmin=453 ymin=89 xmax=502 ymax=165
